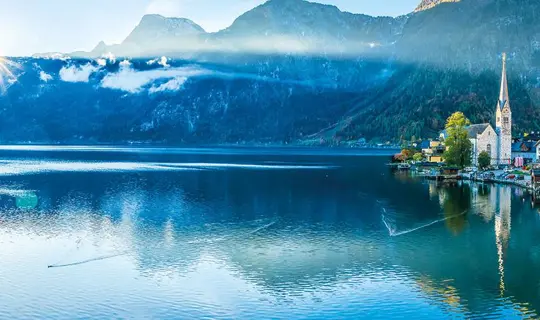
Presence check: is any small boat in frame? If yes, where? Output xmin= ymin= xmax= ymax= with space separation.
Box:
xmin=397 ymin=163 xmax=411 ymax=171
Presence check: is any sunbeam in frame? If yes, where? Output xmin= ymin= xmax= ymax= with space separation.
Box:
xmin=0 ymin=56 xmax=19 ymax=92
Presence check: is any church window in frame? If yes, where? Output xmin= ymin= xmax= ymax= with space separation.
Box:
xmin=503 ymin=117 xmax=509 ymax=124
xmin=487 ymin=144 xmax=492 ymax=155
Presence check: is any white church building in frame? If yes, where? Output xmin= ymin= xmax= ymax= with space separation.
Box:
xmin=442 ymin=53 xmax=512 ymax=166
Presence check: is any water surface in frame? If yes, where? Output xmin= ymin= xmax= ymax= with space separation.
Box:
xmin=0 ymin=147 xmax=539 ymax=319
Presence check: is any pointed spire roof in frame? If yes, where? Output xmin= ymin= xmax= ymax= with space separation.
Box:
xmin=498 ymin=52 xmax=509 ymax=110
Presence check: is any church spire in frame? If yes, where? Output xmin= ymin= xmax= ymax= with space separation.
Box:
xmin=498 ymin=53 xmax=509 ymax=111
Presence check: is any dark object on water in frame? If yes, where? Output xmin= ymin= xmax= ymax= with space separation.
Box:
xmin=441 ymin=167 xmax=460 ymax=175
xmin=397 ymin=163 xmax=411 ymax=170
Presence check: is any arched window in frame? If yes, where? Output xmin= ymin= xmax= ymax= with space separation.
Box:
xmin=487 ymin=144 xmax=492 ymax=156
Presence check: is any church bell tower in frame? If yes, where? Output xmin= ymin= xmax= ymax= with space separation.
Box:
xmin=496 ymin=53 xmax=512 ymax=165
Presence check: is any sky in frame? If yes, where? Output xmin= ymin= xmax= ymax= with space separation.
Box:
xmin=0 ymin=0 xmax=419 ymax=57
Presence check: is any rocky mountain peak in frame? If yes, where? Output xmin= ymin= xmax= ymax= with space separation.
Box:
xmin=415 ymin=0 xmax=461 ymax=12
xmin=123 ymin=14 xmax=205 ymax=45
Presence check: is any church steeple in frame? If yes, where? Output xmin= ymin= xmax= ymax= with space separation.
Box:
xmin=495 ymin=52 xmax=512 ymax=165
xmin=498 ymin=52 xmax=509 ymax=111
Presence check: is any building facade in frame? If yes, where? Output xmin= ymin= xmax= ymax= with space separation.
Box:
xmin=468 ymin=124 xmax=498 ymax=166
xmin=512 ymin=141 xmax=537 ymax=163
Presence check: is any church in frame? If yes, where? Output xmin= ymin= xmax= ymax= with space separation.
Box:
xmin=441 ymin=53 xmax=512 ymax=166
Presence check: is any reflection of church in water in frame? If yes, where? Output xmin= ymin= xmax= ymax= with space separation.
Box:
xmin=429 ymin=182 xmax=513 ymax=295
xmin=471 ymin=184 xmax=511 ymax=295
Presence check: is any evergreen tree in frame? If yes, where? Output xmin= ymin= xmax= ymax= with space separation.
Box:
xmin=443 ymin=112 xmax=472 ymax=168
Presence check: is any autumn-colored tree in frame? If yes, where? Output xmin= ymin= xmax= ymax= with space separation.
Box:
xmin=401 ymin=148 xmax=414 ymax=160
xmin=443 ymin=112 xmax=472 ymax=168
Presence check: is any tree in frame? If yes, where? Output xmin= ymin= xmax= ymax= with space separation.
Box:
xmin=400 ymin=148 xmax=414 ymax=161
xmin=478 ymin=151 xmax=491 ymax=170
xmin=413 ymin=152 xmax=424 ymax=162
xmin=443 ymin=112 xmax=472 ymax=168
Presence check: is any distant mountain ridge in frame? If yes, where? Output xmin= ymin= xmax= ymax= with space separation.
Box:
xmin=65 ymin=0 xmax=407 ymax=58
xmin=13 ymin=0 xmax=540 ymax=146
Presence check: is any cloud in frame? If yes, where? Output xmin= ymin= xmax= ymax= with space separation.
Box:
xmin=158 ymin=56 xmax=170 ymax=68
xmin=32 ymin=62 xmax=54 ymax=82
xmin=147 ymin=56 xmax=169 ymax=67
xmin=101 ymin=52 xmax=116 ymax=64
xmin=101 ymin=65 xmax=207 ymax=93
xmin=33 ymin=53 xmax=71 ymax=61
xmin=39 ymin=71 xmax=53 ymax=82
xmin=119 ymin=59 xmax=131 ymax=68
xmin=59 ymin=63 xmax=99 ymax=83
xmin=149 ymin=76 xmax=187 ymax=94
xmin=96 ymin=59 xmax=107 ymax=67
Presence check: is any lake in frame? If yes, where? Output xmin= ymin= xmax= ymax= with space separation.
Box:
xmin=0 ymin=146 xmax=539 ymax=319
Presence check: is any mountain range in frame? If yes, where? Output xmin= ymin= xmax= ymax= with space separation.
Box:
xmin=5 ymin=0 xmax=540 ymax=145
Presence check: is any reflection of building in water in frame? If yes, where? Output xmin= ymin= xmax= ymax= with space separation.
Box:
xmin=470 ymin=183 xmax=497 ymax=222
xmin=428 ymin=181 xmax=438 ymax=199
xmin=471 ymin=184 xmax=512 ymax=295
xmin=494 ymin=186 xmax=511 ymax=296
xmin=427 ymin=181 xmax=448 ymax=206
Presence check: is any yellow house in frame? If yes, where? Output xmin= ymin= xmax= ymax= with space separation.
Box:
xmin=429 ymin=155 xmax=444 ymax=163
xmin=421 ymin=140 xmax=445 ymax=163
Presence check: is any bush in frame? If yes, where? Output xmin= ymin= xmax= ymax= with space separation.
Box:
xmin=478 ymin=151 xmax=491 ymax=170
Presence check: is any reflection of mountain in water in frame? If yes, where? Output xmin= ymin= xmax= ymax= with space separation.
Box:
xmin=0 ymin=159 xmax=539 ymax=318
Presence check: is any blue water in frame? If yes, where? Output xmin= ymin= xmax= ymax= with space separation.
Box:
xmin=0 ymin=146 xmax=539 ymax=319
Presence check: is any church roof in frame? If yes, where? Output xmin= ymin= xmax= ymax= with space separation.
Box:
xmin=466 ymin=124 xmax=490 ymax=137
xmin=512 ymin=141 xmax=535 ymax=153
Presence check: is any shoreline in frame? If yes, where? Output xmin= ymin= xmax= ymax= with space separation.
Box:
xmin=461 ymin=175 xmax=533 ymax=190
xmin=397 ymin=164 xmax=535 ymax=192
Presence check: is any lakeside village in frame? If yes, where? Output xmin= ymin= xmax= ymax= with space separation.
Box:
xmin=390 ymin=53 xmax=540 ymax=199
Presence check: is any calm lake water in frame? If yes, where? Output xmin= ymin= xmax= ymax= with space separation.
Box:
xmin=1 ymin=146 xmax=539 ymax=319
